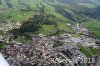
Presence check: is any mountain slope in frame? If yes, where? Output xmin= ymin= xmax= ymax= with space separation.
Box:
xmin=0 ymin=0 xmax=100 ymax=22
xmin=0 ymin=0 xmax=100 ymax=37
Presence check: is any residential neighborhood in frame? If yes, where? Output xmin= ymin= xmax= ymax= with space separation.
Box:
xmin=0 ymin=22 xmax=99 ymax=66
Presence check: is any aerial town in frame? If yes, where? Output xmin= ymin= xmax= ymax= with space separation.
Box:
xmin=0 ymin=22 xmax=100 ymax=66
xmin=0 ymin=0 xmax=100 ymax=66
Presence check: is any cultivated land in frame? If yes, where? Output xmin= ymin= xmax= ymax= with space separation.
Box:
xmin=83 ymin=22 xmax=100 ymax=38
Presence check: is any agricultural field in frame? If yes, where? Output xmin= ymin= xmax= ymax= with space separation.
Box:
xmin=39 ymin=25 xmax=57 ymax=35
xmin=83 ymin=21 xmax=100 ymax=38
xmin=77 ymin=43 xmax=99 ymax=57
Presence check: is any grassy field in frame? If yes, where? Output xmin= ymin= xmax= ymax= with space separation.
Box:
xmin=15 ymin=36 xmax=30 ymax=44
xmin=71 ymin=34 xmax=80 ymax=38
xmin=39 ymin=22 xmax=76 ymax=36
xmin=77 ymin=43 xmax=93 ymax=57
xmin=39 ymin=25 xmax=57 ymax=35
xmin=57 ymin=22 xmax=76 ymax=33
xmin=88 ymin=48 xmax=99 ymax=55
xmin=83 ymin=22 xmax=100 ymax=38
xmin=92 ymin=31 xmax=100 ymax=38
xmin=77 ymin=43 xmax=99 ymax=57
xmin=2 ymin=10 xmax=34 ymax=22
